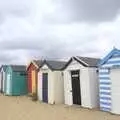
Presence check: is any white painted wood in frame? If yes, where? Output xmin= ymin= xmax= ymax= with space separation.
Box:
xmin=64 ymin=59 xmax=99 ymax=108
xmin=6 ymin=74 xmax=11 ymax=94
xmin=2 ymin=72 xmax=5 ymax=92
xmin=54 ymin=71 xmax=64 ymax=104
xmin=38 ymin=64 xmax=64 ymax=104
xmin=38 ymin=72 xmax=43 ymax=101
xmin=89 ymin=68 xmax=99 ymax=108
xmin=48 ymin=71 xmax=55 ymax=104
xmin=108 ymin=57 xmax=120 ymax=62
xmin=1 ymin=68 xmax=6 ymax=93
xmin=110 ymin=68 xmax=120 ymax=114
xmin=64 ymin=71 xmax=72 ymax=105
xmin=0 ymin=73 xmax=1 ymax=90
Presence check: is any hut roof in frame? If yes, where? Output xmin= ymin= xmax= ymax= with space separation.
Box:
xmin=63 ymin=56 xmax=100 ymax=69
xmin=98 ymin=48 xmax=120 ymax=66
xmin=76 ymin=56 xmax=100 ymax=67
xmin=27 ymin=60 xmax=44 ymax=70
xmin=10 ymin=65 xmax=26 ymax=72
xmin=33 ymin=60 xmax=43 ymax=68
xmin=41 ymin=60 xmax=67 ymax=70
xmin=0 ymin=65 xmax=7 ymax=71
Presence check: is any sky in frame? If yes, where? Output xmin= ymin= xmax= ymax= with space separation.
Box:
xmin=0 ymin=0 xmax=120 ymax=65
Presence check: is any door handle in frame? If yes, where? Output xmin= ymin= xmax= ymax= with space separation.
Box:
xmin=70 ymin=90 xmax=72 ymax=92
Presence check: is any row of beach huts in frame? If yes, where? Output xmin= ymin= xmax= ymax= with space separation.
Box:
xmin=0 ymin=48 xmax=120 ymax=115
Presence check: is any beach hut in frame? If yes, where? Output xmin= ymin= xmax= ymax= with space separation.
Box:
xmin=0 ymin=65 xmax=7 ymax=93
xmin=4 ymin=65 xmax=27 ymax=96
xmin=63 ymin=56 xmax=99 ymax=108
xmin=38 ymin=60 xmax=66 ymax=104
xmin=27 ymin=60 xmax=43 ymax=95
xmin=98 ymin=48 xmax=120 ymax=114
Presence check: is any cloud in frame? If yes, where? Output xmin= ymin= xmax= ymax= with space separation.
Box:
xmin=0 ymin=0 xmax=120 ymax=65
xmin=44 ymin=0 xmax=120 ymax=23
xmin=0 ymin=0 xmax=32 ymax=16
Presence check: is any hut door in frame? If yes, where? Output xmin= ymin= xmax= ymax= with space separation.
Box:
xmin=42 ymin=73 xmax=48 ymax=103
xmin=2 ymin=72 xmax=5 ymax=93
xmin=6 ymin=74 xmax=11 ymax=94
xmin=71 ymin=70 xmax=81 ymax=105
xmin=1 ymin=72 xmax=3 ymax=92
xmin=111 ymin=69 xmax=120 ymax=114
xmin=1 ymin=72 xmax=4 ymax=92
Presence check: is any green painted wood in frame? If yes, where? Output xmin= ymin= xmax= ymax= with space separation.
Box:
xmin=4 ymin=66 xmax=27 ymax=96
xmin=12 ymin=71 xmax=27 ymax=95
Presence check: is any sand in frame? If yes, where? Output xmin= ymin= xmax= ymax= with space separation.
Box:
xmin=0 ymin=95 xmax=119 ymax=120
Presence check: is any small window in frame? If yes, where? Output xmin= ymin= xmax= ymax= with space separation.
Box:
xmin=20 ymin=72 xmax=27 ymax=76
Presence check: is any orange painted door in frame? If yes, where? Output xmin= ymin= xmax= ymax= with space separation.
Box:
xmin=32 ymin=70 xmax=36 ymax=94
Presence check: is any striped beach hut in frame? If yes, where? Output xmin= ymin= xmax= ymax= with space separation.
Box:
xmin=98 ymin=48 xmax=120 ymax=114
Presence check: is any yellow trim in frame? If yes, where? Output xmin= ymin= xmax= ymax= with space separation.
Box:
xmin=32 ymin=70 xmax=36 ymax=94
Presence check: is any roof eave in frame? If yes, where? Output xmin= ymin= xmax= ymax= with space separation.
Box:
xmin=99 ymin=48 xmax=120 ymax=66
xmin=26 ymin=60 xmax=39 ymax=70
xmin=73 ymin=56 xmax=89 ymax=67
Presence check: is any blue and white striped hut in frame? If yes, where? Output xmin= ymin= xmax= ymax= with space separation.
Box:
xmin=98 ymin=48 xmax=120 ymax=114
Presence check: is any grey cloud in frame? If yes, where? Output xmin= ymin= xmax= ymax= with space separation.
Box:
xmin=0 ymin=51 xmax=18 ymax=64
xmin=9 ymin=8 xmax=31 ymax=17
xmin=0 ymin=0 xmax=117 ymax=65
xmin=0 ymin=35 xmax=67 ymax=51
xmin=0 ymin=14 xmax=5 ymax=24
xmin=0 ymin=0 xmax=32 ymax=23
xmin=46 ymin=0 xmax=120 ymax=23
xmin=0 ymin=38 xmax=44 ymax=50
xmin=0 ymin=34 xmax=109 ymax=65
xmin=0 ymin=34 xmax=100 ymax=58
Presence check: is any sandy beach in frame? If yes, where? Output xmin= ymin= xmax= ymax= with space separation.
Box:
xmin=0 ymin=95 xmax=119 ymax=120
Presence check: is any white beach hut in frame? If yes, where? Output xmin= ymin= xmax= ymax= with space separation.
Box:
xmin=38 ymin=60 xmax=66 ymax=104
xmin=63 ymin=56 xmax=99 ymax=108
xmin=0 ymin=65 xmax=7 ymax=93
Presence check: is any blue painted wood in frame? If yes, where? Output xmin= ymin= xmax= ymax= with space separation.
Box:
xmin=42 ymin=73 xmax=48 ymax=103
xmin=98 ymin=48 xmax=120 ymax=112
xmin=99 ymin=92 xmax=111 ymax=95
xmin=100 ymin=97 xmax=111 ymax=100
xmin=100 ymin=102 xmax=111 ymax=106
xmin=98 ymin=48 xmax=120 ymax=66
xmin=99 ymin=72 xmax=109 ymax=75
xmin=99 ymin=87 xmax=110 ymax=90
xmin=99 ymin=82 xmax=111 ymax=85
xmin=99 ymin=77 xmax=109 ymax=80
xmin=100 ymin=107 xmax=111 ymax=111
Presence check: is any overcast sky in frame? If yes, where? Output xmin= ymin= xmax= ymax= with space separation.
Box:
xmin=0 ymin=0 xmax=120 ymax=65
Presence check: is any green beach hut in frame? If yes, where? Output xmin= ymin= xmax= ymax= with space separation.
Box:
xmin=5 ymin=65 xmax=27 ymax=96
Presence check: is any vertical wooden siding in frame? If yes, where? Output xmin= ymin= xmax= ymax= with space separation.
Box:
xmin=32 ymin=70 xmax=36 ymax=94
xmin=27 ymin=63 xmax=38 ymax=94
xmin=4 ymin=66 xmax=12 ymax=95
xmin=12 ymin=71 xmax=27 ymax=95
